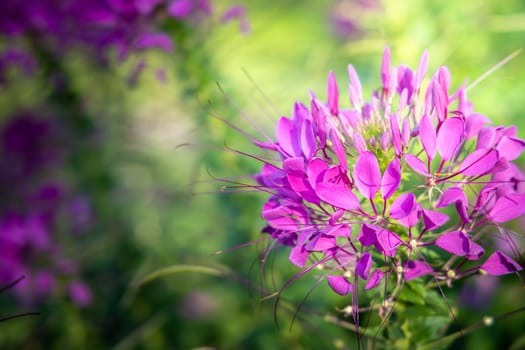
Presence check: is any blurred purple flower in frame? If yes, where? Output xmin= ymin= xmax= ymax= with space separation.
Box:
xmin=0 ymin=112 xmax=92 ymax=306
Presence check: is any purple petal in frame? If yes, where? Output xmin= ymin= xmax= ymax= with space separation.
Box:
xmin=404 ymin=260 xmax=433 ymax=281
xmin=421 ymin=209 xmax=449 ymax=230
xmin=381 ymin=47 xmax=391 ymax=91
xmin=376 ymin=229 xmax=402 ymax=257
xmin=289 ymin=244 xmax=309 ymax=267
xmin=437 ymin=117 xmax=464 ymax=161
xmin=414 ymin=50 xmax=428 ymax=92
xmin=307 ymin=158 xmax=329 ymax=188
xmin=316 ymin=182 xmax=360 ymax=211
xmin=405 ymin=154 xmax=430 ymax=176
xmin=497 ymin=136 xmax=525 ymax=161
xmin=135 ymin=32 xmax=173 ymax=52
xmin=348 ymin=64 xmax=363 ymax=108
xmin=398 ymin=204 xmax=421 ymax=228
xmin=489 ymin=193 xmax=525 ymax=223
xmin=327 ymin=275 xmax=353 ymax=295
xmin=402 ymin=117 xmax=411 ymax=147
xmin=435 ymin=231 xmax=484 ymax=260
xmin=356 ymin=252 xmax=372 ymax=280
xmin=476 ymin=127 xmax=496 ymax=150
xmin=331 ymin=130 xmax=347 ymax=173
xmin=390 ymin=113 xmax=403 ymax=156
xmin=354 ymin=151 xmax=381 ymax=198
xmin=69 ymin=281 xmax=92 ymax=307
xmin=381 ymin=158 xmax=401 ymax=199
xmin=167 ymin=0 xmax=193 ymax=18
xmin=365 ymin=270 xmax=384 ymax=290
xmin=358 ymin=224 xmax=378 ymax=246
xmin=300 ymin=119 xmax=316 ymax=160
xmin=327 ymin=71 xmax=339 ymax=115
xmin=459 ymin=149 xmax=499 ymax=176
xmin=480 ymin=251 xmax=522 ymax=276
xmin=305 ymin=234 xmax=337 ymax=251
xmin=276 ymin=117 xmax=300 ymax=157
xmin=419 ymin=115 xmax=437 ymax=159
xmin=390 ymin=193 xmax=416 ymax=219
xmin=465 ymin=113 xmax=490 ymax=139
xmin=436 ymin=187 xmax=466 ymax=208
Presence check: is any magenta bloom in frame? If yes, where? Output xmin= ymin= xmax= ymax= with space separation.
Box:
xmin=245 ymin=48 xmax=524 ymax=303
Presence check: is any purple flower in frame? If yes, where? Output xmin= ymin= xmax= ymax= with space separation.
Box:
xmin=239 ymin=48 xmax=524 ymax=310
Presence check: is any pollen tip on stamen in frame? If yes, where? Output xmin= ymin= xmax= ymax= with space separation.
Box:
xmin=479 ymin=269 xmax=487 ymax=275
xmin=483 ymin=315 xmax=494 ymax=326
xmin=395 ymin=265 xmax=404 ymax=274
xmin=447 ymin=269 xmax=456 ymax=279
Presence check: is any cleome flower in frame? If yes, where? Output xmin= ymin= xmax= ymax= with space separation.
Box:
xmin=248 ymin=48 xmax=524 ymax=307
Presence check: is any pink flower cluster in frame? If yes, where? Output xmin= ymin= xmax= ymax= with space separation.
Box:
xmin=252 ymin=48 xmax=524 ymax=298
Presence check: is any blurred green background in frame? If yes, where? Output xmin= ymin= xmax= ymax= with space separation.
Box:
xmin=1 ymin=0 xmax=524 ymax=349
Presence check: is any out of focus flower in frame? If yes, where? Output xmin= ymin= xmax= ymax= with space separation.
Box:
xmin=239 ymin=48 xmax=524 ymax=312
xmin=0 ymin=112 xmax=92 ymax=307
xmin=330 ymin=0 xmax=381 ymax=39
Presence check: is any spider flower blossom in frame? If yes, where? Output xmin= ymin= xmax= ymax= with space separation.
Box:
xmin=249 ymin=48 xmax=524 ymax=299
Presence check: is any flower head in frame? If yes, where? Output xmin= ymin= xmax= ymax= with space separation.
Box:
xmin=248 ymin=48 xmax=524 ymax=305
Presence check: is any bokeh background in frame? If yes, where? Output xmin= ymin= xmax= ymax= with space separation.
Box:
xmin=1 ymin=0 xmax=524 ymax=349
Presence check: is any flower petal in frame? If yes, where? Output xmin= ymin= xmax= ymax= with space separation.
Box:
xmin=365 ymin=270 xmax=384 ymax=290
xmin=381 ymin=158 xmax=401 ymax=199
xmin=404 ymin=260 xmax=433 ymax=281
xmin=437 ymin=117 xmax=464 ymax=161
xmin=459 ymin=149 xmax=499 ymax=176
xmin=354 ymin=151 xmax=381 ymax=198
xmin=480 ymin=251 xmax=522 ymax=276
xmin=421 ymin=209 xmax=449 ymax=230
xmin=405 ymin=154 xmax=430 ymax=176
xmin=356 ymin=252 xmax=372 ymax=280
xmin=489 ymin=193 xmax=525 ymax=223
xmin=327 ymin=275 xmax=353 ymax=295
xmin=327 ymin=71 xmax=339 ymax=115
xmin=419 ymin=114 xmax=436 ymax=159
xmin=390 ymin=193 xmax=416 ymax=219
xmin=316 ymin=182 xmax=360 ymax=210
xmin=435 ymin=231 xmax=484 ymax=260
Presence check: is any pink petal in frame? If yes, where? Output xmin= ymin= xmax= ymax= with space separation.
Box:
xmin=289 ymin=244 xmax=308 ymax=267
xmin=414 ymin=50 xmax=428 ymax=92
xmin=404 ymin=260 xmax=433 ymax=281
xmin=354 ymin=151 xmax=381 ymax=198
xmin=459 ymin=149 xmax=499 ymax=176
xmin=465 ymin=113 xmax=490 ymax=139
xmin=381 ymin=47 xmax=391 ymax=91
xmin=376 ymin=229 xmax=402 ymax=257
xmin=365 ymin=270 xmax=384 ymax=290
xmin=390 ymin=193 xmax=416 ymax=219
xmin=307 ymin=158 xmax=328 ymax=189
xmin=421 ymin=209 xmax=449 ymax=230
xmin=316 ymin=183 xmax=360 ymax=211
xmin=327 ymin=71 xmax=339 ymax=115
xmin=381 ymin=158 xmax=401 ymax=199
xmin=419 ymin=115 xmax=436 ymax=159
xmin=489 ymin=193 xmax=525 ymax=223
xmin=435 ymin=231 xmax=484 ymax=260
xmin=405 ymin=154 xmax=430 ymax=176
xmin=327 ymin=275 xmax=353 ymax=295
xmin=480 ymin=251 xmax=522 ymax=276
xmin=347 ymin=64 xmax=363 ymax=108
xmin=437 ymin=117 xmax=464 ymax=161
xmin=276 ymin=117 xmax=299 ymax=157
xmin=358 ymin=224 xmax=379 ymax=246
xmin=331 ymin=130 xmax=347 ymax=173
xmin=356 ymin=252 xmax=372 ymax=280
xmin=300 ymin=119 xmax=316 ymax=159
xmin=497 ymin=136 xmax=525 ymax=161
